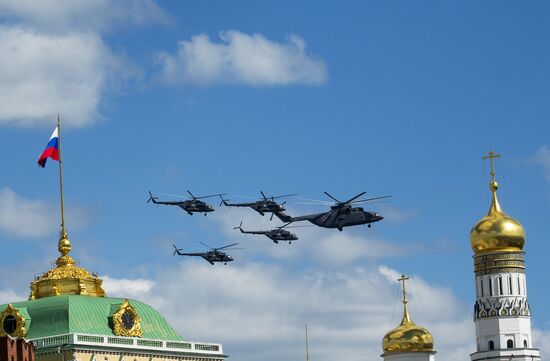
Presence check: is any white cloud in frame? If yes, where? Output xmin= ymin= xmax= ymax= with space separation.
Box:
xmin=0 ymin=187 xmax=89 ymax=238
xmin=102 ymin=276 xmax=154 ymax=299
xmin=157 ymin=31 xmax=328 ymax=86
xmin=0 ymin=0 xmax=163 ymax=127
xmin=0 ymin=27 xmax=127 ymax=127
xmin=0 ymin=288 xmax=26 ymax=305
xmin=533 ymin=329 xmax=550 ymax=357
xmin=107 ymin=264 xmax=476 ymax=361
xmin=0 ymin=0 xmax=170 ymax=33
xmin=533 ymin=145 xmax=550 ymax=181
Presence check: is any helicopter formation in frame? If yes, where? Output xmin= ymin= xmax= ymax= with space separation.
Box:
xmin=150 ymin=190 xmax=390 ymax=265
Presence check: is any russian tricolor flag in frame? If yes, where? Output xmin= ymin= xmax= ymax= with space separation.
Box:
xmin=38 ymin=126 xmax=60 ymax=167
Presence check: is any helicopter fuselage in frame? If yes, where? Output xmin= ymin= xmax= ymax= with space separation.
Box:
xmin=178 ymin=200 xmax=215 ymax=214
xmin=275 ymin=207 xmax=383 ymax=231
xmin=201 ymin=251 xmax=234 ymax=265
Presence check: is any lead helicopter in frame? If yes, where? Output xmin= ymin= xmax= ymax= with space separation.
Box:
xmin=233 ymin=221 xmax=303 ymax=244
xmin=220 ymin=191 xmax=297 ymax=219
xmin=273 ymin=192 xmax=390 ymax=231
xmin=172 ymin=242 xmax=240 ymax=265
xmin=148 ymin=191 xmax=224 ymax=215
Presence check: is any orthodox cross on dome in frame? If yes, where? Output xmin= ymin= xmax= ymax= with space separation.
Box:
xmin=482 ymin=150 xmax=501 ymax=184
xmin=398 ymin=274 xmax=409 ymax=305
xmin=397 ymin=274 xmax=411 ymax=324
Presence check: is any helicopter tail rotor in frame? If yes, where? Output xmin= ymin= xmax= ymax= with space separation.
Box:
xmin=147 ymin=191 xmax=159 ymax=204
xmin=219 ymin=195 xmax=230 ymax=206
xmin=172 ymin=244 xmax=183 ymax=256
xmin=233 ymin=221 xmax=244 ymax=232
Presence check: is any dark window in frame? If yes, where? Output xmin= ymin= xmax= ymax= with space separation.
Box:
xmin=518 ymin=278 xmax=522 ymax=295
xmin=2 ymin=315 xmax=17 ymax=335
xmin=524 ymin=340 xmax=528 ymax=348
xmin=489 ymin=279 xmax=493 ymax=296
xmin=489 ymin=340 xmax=495 ymax=350
xmin=480 ymin=279 xmax=484 ymax=296
xmin=498 ymin=278 xmax=503 ymax=295
xmin=507 ymin=340 xmax=514 ymax=349
xmin=508 ymin=277 xmax=513 ymax=295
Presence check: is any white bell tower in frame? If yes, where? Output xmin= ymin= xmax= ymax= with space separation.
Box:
xmin=469 ymin=151 xmax=540 ymax=361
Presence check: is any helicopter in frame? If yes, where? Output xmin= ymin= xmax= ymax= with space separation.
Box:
xmin=172 ymin=242 xmax=240 ymax=265
xmin=273 ymin=192 xmax=390 ymax=231
xmin=233 ymin=221 xmax=300 ymax=244
xmin=148 ymin=191 xmax=225 ymax=215
xmin=220 ymin=191 xmax=297 ymax=219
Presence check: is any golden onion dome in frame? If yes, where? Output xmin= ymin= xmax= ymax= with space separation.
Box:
xmin=29 ymin=229 xmax=105 ymax=300
xmin=470 ymin=179 xmax=525 ymax=255
xmin=382 ymin=275 xmax=434 ymax=354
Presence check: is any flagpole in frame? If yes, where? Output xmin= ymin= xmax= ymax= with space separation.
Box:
xmin=57 ymin=114 xmax=66 ymax=236
xmin=305 ymin=324 xmax=310 ymax=361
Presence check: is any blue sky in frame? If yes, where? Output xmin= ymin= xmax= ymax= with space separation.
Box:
xmin=1 ymin=1 xmax=550 ymax=360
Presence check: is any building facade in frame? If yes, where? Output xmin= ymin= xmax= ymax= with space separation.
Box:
xmin=0 ymin=231 xmax=226 ymax=361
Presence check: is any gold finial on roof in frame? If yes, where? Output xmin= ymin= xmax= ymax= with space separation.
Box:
xmin=470 ymin=150 xmax=525 ymax=254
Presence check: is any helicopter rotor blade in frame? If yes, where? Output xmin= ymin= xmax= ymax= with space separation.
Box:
xmin=270 ymin=212 xmax=274 ymax=221
xmin=323 ymin=192 xmax=341 ymax=203
xmin=159 ymin=193 xmax=189 ymax=199
xmin=279 ymin=224 xmax=313 ymax=229
xmin=342 ymin=192 xmax=367 ymax=204
xmin=272 ymin=193 xmax=298 ymax=199
xmin=199 ymin=242 xmax=211 ymax=249
xmin=233 ymin=221 xmax=243 ymax=230
xmin=217 ymin=243 xmax=239 ymax=250
xmin=194 ymin=193 xmax=228 ymax=200
xmin=349 ymin=195 xmax=392 ymax=204
xmin=260 ymin=191 xmax=267 ymax=200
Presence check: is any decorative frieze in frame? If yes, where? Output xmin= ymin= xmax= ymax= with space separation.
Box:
xmin=473 ymin=297 xmax=531 ymax=320
xmin=474 ymin=252 xmax=525 ymax=276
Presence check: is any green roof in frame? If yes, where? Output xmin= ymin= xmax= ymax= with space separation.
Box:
xmin=0 ymin=295 xmax=183 ymax=341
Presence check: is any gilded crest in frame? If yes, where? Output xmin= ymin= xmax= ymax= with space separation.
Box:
xmin=0 ymin=304 xmax=27 ymax=338
xmin=112 ymin=299 xmax=142 ymax=337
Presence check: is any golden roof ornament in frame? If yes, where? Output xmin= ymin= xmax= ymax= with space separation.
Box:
xmin=470 ymin=150 xmax=525 ymax=254
xmin=29 ymin=115 xmax=105 ymax=300
xmin=29 ymin=228 xmax=106 ymax=300
xmin=382 ymin=274 xmax=434 ymax=354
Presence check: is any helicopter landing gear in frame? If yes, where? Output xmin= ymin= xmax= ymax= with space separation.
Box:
xmin=337 ymin=226 xmax=343 ymax=232
xmin=224 ymin=262 xmax=227 ymax=265
xmin=368 ymin=224 xmax=371 ymax=228
xmin=204 ymin=213 xmax=207 ymax=216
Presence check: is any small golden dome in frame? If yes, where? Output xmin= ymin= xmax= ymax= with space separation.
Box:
xmin=470 ymin=180 xmax=525 ymax=255
xmin=29 ymin=229 xmax=105 ymax=300
xmin=382 ymin=274 xmax=434 ymax=354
